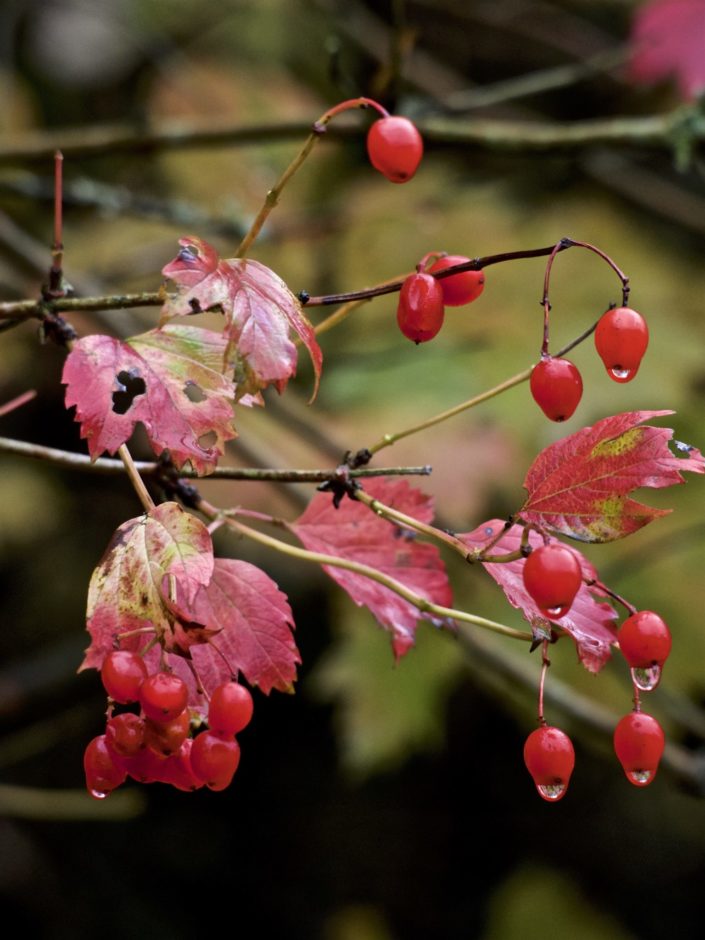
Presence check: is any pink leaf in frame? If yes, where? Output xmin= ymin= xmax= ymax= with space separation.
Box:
xmin=81 ymin=502 xmax=214 ymax=672
xmin=629 ymin=0 xmax=705 ymax=100
xmin=62 ymin=324 xmax=236 ymax=475
xmin=290 ymin=479 xmax=452 ymax=659
xmin=167 ymin=558 xmax=300 ymax=695
xmin=518 ymin=411 xmax=705 ymax=542
xmin=460 ymin=520 xmax=618 ymax=672
xmin=162 ymin=236 xmax=322 ymax=402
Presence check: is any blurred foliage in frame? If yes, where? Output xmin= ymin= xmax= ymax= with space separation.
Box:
xmin=2 ymin=0 xmax=705 ymax=937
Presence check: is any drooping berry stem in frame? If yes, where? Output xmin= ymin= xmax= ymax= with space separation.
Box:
xmin=316 ymin=97 xmax=389 ymax=125
xmin=538 ymin=640 xmax=551 ymax=725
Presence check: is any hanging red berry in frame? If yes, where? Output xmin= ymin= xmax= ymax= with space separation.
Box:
xmin=530 ymin=356 xmax=583 ymax=422
xmin=613 ymin=711 xmax=664 ymax=786
xmin=522 ymin=542 xmax=583 ymax=619
xmin=427 ymin=255 xmax=485 ymax=306
xmin=523 ymin=725 xmax=575 ymax=801
xmin=366 ymin=116 xmax=423 ymax=183
xmin=594 ymin=306 xmax=649 ymax=382
xmin=397 ymin=272 xmax=445 ymax=343
xmin=101 ymin=650 xmax=148 ymax=704
xmin=619 ymin=610 xmax=672 ymax=691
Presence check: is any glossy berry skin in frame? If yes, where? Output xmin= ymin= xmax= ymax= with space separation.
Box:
xmin=209 ymin=682 xmax=254 ymax=738
xmin=84 ymin=735 xmax=128 ymax=799
xmin=366 ymin=116 xmax=423 ymax=183
xmin=139 ymin=672 xmax=188 ymax=723
xmin=101 ymin=650 xmax=148 ymax=704
xmin=145 ymin=710 xmax=191 ymax=757
xmin=619 ymin=611 xmax=672 ymax=669
xmin=613 ymin=711 xmax=664 ymax=786
xmin=594 ymin=306 xmax=649 ymax=382
xmin=530 ymin=356 xmax=583 ymax=422
xmin=427 ymin=255 xmax=485 ymax=306
xmin=523 ymin=725 xmax=575 ymax=802
xmin=105 ymin=712 xmax=146 ymax=757
xmin=191 ymin=732 xmax=241 ymax=791
xmin=522 ymin=543 xmax=583 ymax=619
xmin=397 ymin=272 xmax=445 ymax=343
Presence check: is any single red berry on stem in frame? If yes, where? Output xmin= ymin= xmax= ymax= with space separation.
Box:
xmin=427 ymin=255 xmax=485 ymax=306
xmin=366 ymin=116 xmax=423 ymax=183
xmin=209 ymin=682 xmax=254 ymax=738
xmin=101 ymin=650 xmax=148 ymax=704
xmin=619 ymin=610 xmax=672 ymax=691
xmin=397 ymin=272 xmax=445 ymax=343
xmin=613 ymin=711 xmax=664 ymax=786
xmin=139 ymin=672 xmax=188 ymax=723
xmin=530 ymin=356 xmax=583 ymax=422
xmin=523 ymin=725 xmax=575 ymax=802
xmin=522 ymin=542 xmax=583 ymax=619
xmin=594 ymin=306 xmax=649 ymax=382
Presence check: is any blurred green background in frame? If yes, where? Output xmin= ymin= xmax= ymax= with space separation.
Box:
xmin=2 ymin=1 xmax=705 ymax=937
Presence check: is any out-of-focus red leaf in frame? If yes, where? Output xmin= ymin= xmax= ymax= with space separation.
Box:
xmin=460 ymin=520 xmax=618 ymax=672
xmin=162 ymin=236 xmax=322 ymax=401
xmin=166 ymin=558 xmax=299 ymax=695
xmin=81 ymin=502 xmax=214 ymax=672
xmin=290 ymin=479 xmax=452 ymax=659
xmin=629 ymin=0 xmax=705 ymax=100
xmin=62 ymin=324 xmax=236 ymax=474
xmin=518 ymin=411 xmax=705 ymax=542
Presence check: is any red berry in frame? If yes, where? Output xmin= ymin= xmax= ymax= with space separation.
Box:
xmin=159 ymin=739 xmax=203 ymax=792
xmin=139 ymin=672 xmax=188 ymax=723
xmin=84 ymin=735 xmax=127 ymax=799
xmin=366 ymin=116 xmax=423 ymax=183
xmin=613 ymin=711 xmax=664 ymax=786
xmin=427 ymin=255 xmax=485 ymax=306
xmin=619 ymin=610 xmax=672 ymax=691
xmin=101 ymin=650 xmax=148 ymax=704
xmin=208 ymin=682 xmax=254 ymax=738
xmin=145 ymin=710 xmax=191 ymax=757
xmin=522 ymin=543 xmax=583 ymax=619
xmin=105 ymin=712 xmax=146 ymax=757
xmin=530 ymin=356 xmax=583 ymax=422
xmin=594 ymin=306 xmax=649 ymax=382
xmin=523 ymin=725 xmax=575 ymax=802
xmin=191 ymin=732 xmax=241 ymax=791
xmin=397 ymin=272 xmax=445 ymax=343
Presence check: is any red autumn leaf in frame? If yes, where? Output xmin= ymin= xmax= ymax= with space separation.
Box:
xmin=629 ymin=0 xmax=705 ymax=100
xmin=290 ymin=478 xmax=452 ymax=659
xmin=161 ymin=236 xmax=322 ymax=402
xmin=81 ymin=502 xmax=214 ymax=672
xmin=460 ymin=520 xmax=618 ymax=672
xmin=62 ymin=323 xmax=236 ymax=475
xmin=518 ymin=410 xmax=705 ymax=542
xmin=165 ymin=558 xmax=299 ymax=696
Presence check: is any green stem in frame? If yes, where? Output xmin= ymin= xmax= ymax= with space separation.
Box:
xmin=197 ymin=497 xmax=531 ymax=642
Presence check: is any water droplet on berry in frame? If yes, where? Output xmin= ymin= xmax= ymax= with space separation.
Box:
xmin=627 ymin=769 xmax=653 ymax=786
xmin=88 ymin=788 xmax=109 ymax=800
xmin=536 ymin=782 xmax=567 ymax=801
xmin=631 ymin=664 xmax=662 ymax=691
xmin=542 ymin=604 xmax=570 ymax=619
xmin=609 ymin=366 xmax=635 ymax=382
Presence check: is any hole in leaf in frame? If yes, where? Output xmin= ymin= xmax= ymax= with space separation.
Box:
xmin=112 ymin=369 xmax=146 ymax=415
xmin=198 ymin=431 xmax=217 ymax=450
xmin=178 ymin=244 xmax=199 ymax=263
xmin=184 ymin=381 xmax=206 ymax=403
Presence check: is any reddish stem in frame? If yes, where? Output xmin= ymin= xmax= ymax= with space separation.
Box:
xmin=316 ymin=97 xmax=389 ymax=127
xmin=48 ymin=150 xmax=64 ymax=296
xmin=537 ymin=640 xmax=551 ymax=725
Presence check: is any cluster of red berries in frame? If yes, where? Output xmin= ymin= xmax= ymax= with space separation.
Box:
xmin=83 ymin=650 xmax=253 ymax=798
xmin=530 ymin=305 xmax=650 ymax=421
xmin=396 ymin=255 xmax=486 ymax=343
xmin=520 ymin=542 xmax=672 ymax=800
